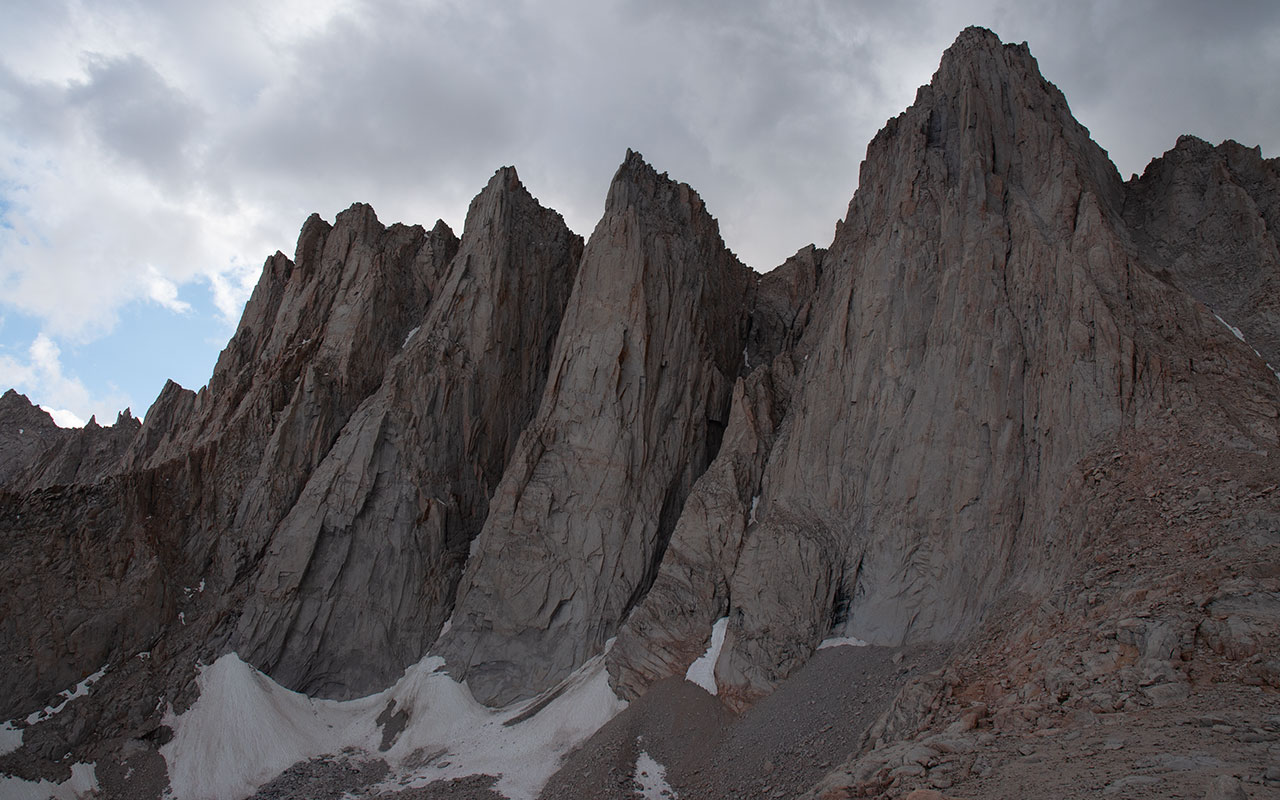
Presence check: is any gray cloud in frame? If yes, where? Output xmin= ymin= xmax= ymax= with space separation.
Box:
xmin=66 ymin=54 xmax=206 ymax=190
xmin=1 ymin=0 xmax=1279 ymax=421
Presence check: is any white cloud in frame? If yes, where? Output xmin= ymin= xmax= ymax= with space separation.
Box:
xmin=40 ymin=405 xmax=85 ymax=428
xmin=1 ymin=0 xmax=1278 ymax=405
xmin=145 ymin=266 xmax=192 ymax=314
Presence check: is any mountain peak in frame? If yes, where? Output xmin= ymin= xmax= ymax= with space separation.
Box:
xmin=486 ymin=164 xmax=521 ymax=191
xmin=4 ymin=26 xmax=1279 ymax=800
xmin=929 ymin=25 xmax=1052 ymax=105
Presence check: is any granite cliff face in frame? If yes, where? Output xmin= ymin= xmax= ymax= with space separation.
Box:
xmin=2 ymin=25 xmax=1278 ymax=800
xmin=718 ymin=28 xmax=1280 ymax=706
xmin=437 ymin=151 xmax=753 ymax=706
xmin=233 ymin=168 xmax=583 ymax=699
xmin=1124 ymin=134 xmax=1280 ymax=368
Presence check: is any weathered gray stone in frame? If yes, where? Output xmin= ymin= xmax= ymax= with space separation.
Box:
xmin=438 ymin=151 xmax=753 ymax=706
xmin=0 ymin=202 xmax=458 ymax=719
xmin=1202 ymin=775 xmax=1248 ymax=800
xmin=234 ymin=167 xmax=583 ymax=698
xmin=606 ymin=358 xmax=796 ymax=700
xmin=1125 ymin=135 xmax=1280 ymax=369
xmin=714 ymin=25 xmax=1280 ymax=702
xmin=18 ymin=410 xmax=141 ymax=491
xmin=0 ymin=390 xmax=70 ymax=489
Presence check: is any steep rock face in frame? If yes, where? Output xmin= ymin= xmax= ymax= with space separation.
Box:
xmin=438 ymin=151 xmax=754 ymax=706
xmin=0 ymin=205 xmax=458 ymax=724
xmin=0 ymin=390 xmax=67 ymax=490
xmin=1124 ymin=135 xmax=1280 ymax=368
xmin=123 ymin=207 xmax=454 ymax=552
xmin=5 ymin=25 xmax=1280 ymax=791
xmin=18 ymin=411 xmax=141 ymax=491
xmin=605 ymin=246 xmax=822 ymax=699
xmin=233 ymin=168 xmax=583 ymax=698
xmin=711 ymin=28 xmax=1280 ymax=706
xmin=227 ymin=211 xmax=457 ymax=564
xmin=744 ymin=245 xmax=824 ymax=371
xmin=605 ymin=358 xmax=795 ymax=699
xmin=0 ymin=475 xmax=172 ymax=723
xmin=0 ymin=391 xmax=140 ymax=493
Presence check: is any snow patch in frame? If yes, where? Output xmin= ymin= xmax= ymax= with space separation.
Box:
xmin=747 ymin=494 xmax=760 ymax=525
xmin=162 ymin=647 xmax=626 ymax=800
xmin=0 ymin=720 xmax=22 ymax=756
xmin=633 ymin=750 xmax=677 ymax=799
xmin=1211 ymin=311 xmax=1280 ymax=383
xmin=0 ymin=761 xmax=97 ymax=799
xmin=818 ymin=636 xmax=869 ymax=650
xmin=1213 ymin=313 xmax=1247 ymax=342
xmin=26 ymin=664 xmax=108 ymax=725
xmin=402 ymin=325 xmax=421 ymax=348
xmin=161 ymin=654 xmax=376 ymax=800
xmin=386 ymin=645 xmax=625 ymax=799
xmin=685 ymin=617 xmax=728 ymax=695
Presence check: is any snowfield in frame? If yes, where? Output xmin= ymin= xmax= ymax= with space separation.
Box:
xmin=818 ymin=635 xmax=869 ymax=650
xmin=26 ymin=664 xmax=109 ymax=725
xmin=0 ymin=721 xmax=22 ymax=757
xmin=161 ymin=645 xmax=626 ymax=800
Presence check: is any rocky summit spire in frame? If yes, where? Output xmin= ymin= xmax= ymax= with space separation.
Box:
xmin=232 ymin=167 xmax=583 ymax=699
xmin=697 ymin=25 xmax=1280 ymax=707
xmin=436 ymin=151 xmax=753 ymax=706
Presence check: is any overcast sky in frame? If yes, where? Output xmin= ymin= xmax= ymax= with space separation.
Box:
xmin=2 ymin=0 xmax=1278 ymax=426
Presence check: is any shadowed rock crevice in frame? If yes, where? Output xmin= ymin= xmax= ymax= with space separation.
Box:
xmin=233 ymin=167 xmax=584 ymax=698
xmin=437 ymin=151 xmax=754 ymax=706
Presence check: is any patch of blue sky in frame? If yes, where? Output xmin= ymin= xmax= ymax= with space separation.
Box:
xmin=0 ymin=279 xmax=234 ymax=422
xmin=0 ymin=309 xmax=42 ymax=349
xmin=63 ymin=285 xmax=232 ymax=418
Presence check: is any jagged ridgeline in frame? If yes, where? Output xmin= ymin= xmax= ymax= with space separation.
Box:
xmin=2 ymin=25 xmax=1278 ymax=800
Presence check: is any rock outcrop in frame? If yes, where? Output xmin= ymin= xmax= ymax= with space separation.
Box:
xmin=0 ymin=390 xmax=68 ymax=489
xmin=437 ymin=151 xmax=754 ymax=706
xmin=1124 ymin=135 xmax=1280 ymax=368
xmin=0 ymin=390 xmax=141 ymax=493
xmin=233 ymin=167 xmax=583 ymax=698
xmin=18 ymin=411 xmax=141 ymax=491
xmin=705 ymin=27 xmax=1280 ymax=706
xmin=0 ymin=204 xmax=458 ymax=722
xmin=605 ymin=359 xmax=795 ymax=700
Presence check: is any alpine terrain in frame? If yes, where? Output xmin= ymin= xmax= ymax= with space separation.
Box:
xmin=2 ymin=27 xmax=1278 ymax=800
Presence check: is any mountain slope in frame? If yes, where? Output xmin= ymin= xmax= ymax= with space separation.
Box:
xmin=704 ymin=26 xmax=1280 ymax=706
xmin=233 ymin=167 xmax=583 ymax=699
xmin=437 ymin=151 xmax=754 ymax=706
xmin=1 ymin=25 xmax=1278 ymax=800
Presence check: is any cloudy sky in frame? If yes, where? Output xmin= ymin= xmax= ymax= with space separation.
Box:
xmin=2 ymin=0 xmax=1277 ymax=426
